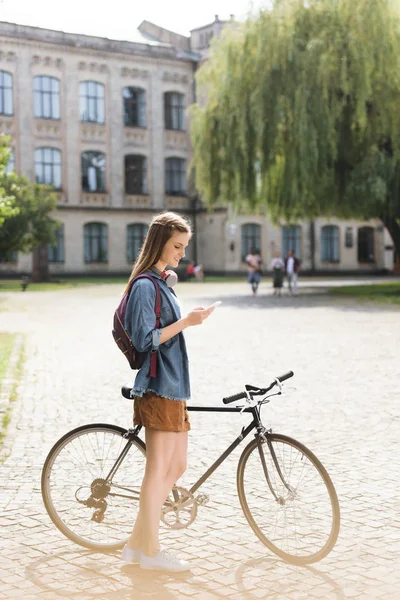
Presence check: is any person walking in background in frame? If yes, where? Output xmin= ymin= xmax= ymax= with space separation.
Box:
xmin=194 ymin=263 xmax=204 ymax=282
xmin=284 ymin=249 xmax=301 ymax=295
xmin=270 ymin=252 xmax=285 ymax=296
xmin=185 ymin=261 xmax=195 ymax=281
xmin=245 ymin=248 xmax=262 ymax=295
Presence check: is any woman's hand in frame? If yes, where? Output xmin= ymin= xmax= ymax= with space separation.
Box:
xmin=184 ymin=306 xmax=214 ymax=327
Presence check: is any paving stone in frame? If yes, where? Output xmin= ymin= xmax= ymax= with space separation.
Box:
xmin=0 ymin=283 xmax=399 ymax=600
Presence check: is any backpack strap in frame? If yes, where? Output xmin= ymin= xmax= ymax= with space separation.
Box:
xmin=130 ymin=274 xmax=161 ymax=379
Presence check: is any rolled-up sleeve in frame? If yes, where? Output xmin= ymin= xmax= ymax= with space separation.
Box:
xmin=124 ymin=279 xmax=161 ymax=353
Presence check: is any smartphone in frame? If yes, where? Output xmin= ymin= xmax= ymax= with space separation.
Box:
xmin=208 ymin=301 xmax=222 ymax=310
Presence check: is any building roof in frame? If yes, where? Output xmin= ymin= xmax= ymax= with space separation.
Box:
xmin=0 ymin=20 xmax=192 ymax=61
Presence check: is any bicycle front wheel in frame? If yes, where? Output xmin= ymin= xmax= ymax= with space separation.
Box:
xmin=41 ymin=424 xmax=146 ymax=552
xmin=237 ymin=434 xmax=340 ymax=565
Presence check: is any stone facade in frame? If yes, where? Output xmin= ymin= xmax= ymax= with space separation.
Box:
xmin=0 ymin=19 xmax=395 ymax=275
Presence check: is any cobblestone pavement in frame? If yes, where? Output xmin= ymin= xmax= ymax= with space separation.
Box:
xmin=0 ymin=279 xmax=399 ymax=600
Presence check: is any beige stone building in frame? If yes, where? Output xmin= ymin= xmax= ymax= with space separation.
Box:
xmin=0 ymin=17 xmax=395 ymax=276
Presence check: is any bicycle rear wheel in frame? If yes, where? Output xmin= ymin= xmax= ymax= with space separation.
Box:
xmin=41 ymin=424 xmax=146 ymax=551
xmin=237 ymin=434 xmax=340 ymax=565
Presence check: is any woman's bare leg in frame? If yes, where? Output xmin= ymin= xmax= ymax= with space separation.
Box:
xmin=128 ymin=429 xmax=188 ymax=555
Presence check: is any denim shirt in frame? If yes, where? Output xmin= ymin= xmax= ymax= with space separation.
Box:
xmin=124 ymin=270 xmax=190 ymax=401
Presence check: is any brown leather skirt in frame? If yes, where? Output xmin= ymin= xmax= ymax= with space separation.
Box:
xmin=133 ymin=392 xmax=190 ymax=432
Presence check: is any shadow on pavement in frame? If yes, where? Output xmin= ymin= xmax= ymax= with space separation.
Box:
xmin=192 ymin=291 xmax=398 ymax=313
xmin=25 ymin=549 xmax=346 ymax=600
xmin=235 ymin=556 xmax=346 ymax=599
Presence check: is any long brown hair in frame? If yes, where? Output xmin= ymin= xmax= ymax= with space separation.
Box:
xmin=124 ymin=211 xmax=192 ymax=293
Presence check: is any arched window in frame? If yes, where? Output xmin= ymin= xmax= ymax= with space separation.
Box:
xmin=35 ymin=148 xmax=62 ymax=188
xmin=358 ymin=226 xmax=375 ymax=262
xmin=321 ymin=225 xmax=339 ymax=262
xmin=34 ymin=76 xmax=60 ymax=119
xmin=123 ymin=87 xmax=146 ymax=127
xmin=48 ymin=224 xmax=65 ymax=263
xmin=79 ymin=81 xmax=105 ymax=123
xmin=241 ymin=223 xmax=261 ymax=259
xmin=126 ymin=223 xmax=148 ymax=263
xmin=0 ymin=71 xmax=13 ymax=115
xmin=282 ymin=225 xmax=301 ymax=258
xmin=81 ymin=151 xmax=106 ymax=192
xmin=164 ymin=92 xmax=185 ymax=130
xmin=84 ymin=222 xmax=108 ymax=263
xmin=125 ymin=155 xmax=147 ymax=194
xmin=165 ymin=157 xmax=186 ymax=195
xmin=6 ymin=148 xmax=15 ymax=174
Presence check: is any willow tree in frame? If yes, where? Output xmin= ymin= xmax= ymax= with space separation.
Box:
xmin=190 ymin=0 xmax=400 ymax=257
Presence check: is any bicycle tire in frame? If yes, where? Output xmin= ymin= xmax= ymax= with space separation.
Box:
xmin=41 ymin=423 xmax=146 ymax=552
xmin=237 ymin=433 xmax=340 ymax=565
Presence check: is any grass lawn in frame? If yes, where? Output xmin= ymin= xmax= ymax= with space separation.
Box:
xmin=330 ymin=281 xmax=400 ymax=305
xmin=0 ymin=277 xmax=127 ymax=292
xmin=0 ymin=275 xmax=246 ymax=292
xmin=0 ymin=333 xmax=16 ymax=383
xmin=0 ymin=333 xmax=24 ymax=448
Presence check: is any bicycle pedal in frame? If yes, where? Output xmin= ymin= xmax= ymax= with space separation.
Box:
xmin=195 ymin=493 xmax=209 ymax=506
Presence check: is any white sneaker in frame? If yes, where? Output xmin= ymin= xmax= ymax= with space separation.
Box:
xmin=122 ymin=545 xmax=141 ymax=564
xmin=140 ymin=548 xmax=190 ymax=572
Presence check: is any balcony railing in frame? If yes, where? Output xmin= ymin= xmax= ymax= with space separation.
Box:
xmin=166 ymin=195 xmax=191 ymax=210
xmin=164 ymin=129 xmax=189 ymax=151
xmin=55 ymin=191 xmax=67 ymax=204
xmin=80 ymin=123 xmax=106 ymax=143
xmin=80 ymin=193 xmax=109 ymax=207
xmin=124 ymin=195 xmax=152 ymax=209
xmin=0 ymin=114 xmax=15 ymax=135
xmin=124 ymin=127 xmax=148 ymax=147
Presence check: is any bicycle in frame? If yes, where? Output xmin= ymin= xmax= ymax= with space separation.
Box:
xmin=41 ymin=371 xmax=340 ymax=566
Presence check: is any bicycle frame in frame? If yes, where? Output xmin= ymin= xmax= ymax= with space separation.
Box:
xmin=104 ymin=403 xmax=289 ymax=503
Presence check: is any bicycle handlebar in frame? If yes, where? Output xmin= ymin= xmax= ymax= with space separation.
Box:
xmin=222 ymin=371 xmax=294 ymax=404
xmin=222 ymin=391 xmax=247 ymax=404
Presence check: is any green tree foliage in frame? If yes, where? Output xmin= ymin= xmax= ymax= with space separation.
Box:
xmin=0 ymin=172 xmax=59 ymax=255
xmin=0 ymin=136 xmax=59 ymax=279
xmin=0 ymin=136 xmax=18 ymax=226
xmin=190 ymin=0 xmax=400 ymax=255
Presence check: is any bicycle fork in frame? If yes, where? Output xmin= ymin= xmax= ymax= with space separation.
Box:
xmin=256 ymin=430 xmax=296 ymax=505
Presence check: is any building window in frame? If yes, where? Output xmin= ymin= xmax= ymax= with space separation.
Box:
xmin=165 ymin=157 xmax=186 ymax=195
xmin=0 ymin=71 xmax=13 ymax=115
xmin=84 ymin=222 xmax=108 ymax=263
xmin=35 ymin=148 xmax=62 ymax=189
xmin=321 ymin=225 xmax=339 ymax=262
xmin=5 ymin=149 xmax=15 ymax=173
xmin=48 ymin=224 xmax=64 ymax=263
xmin=358 ymin=226 xmax=375 ymax=262
xmin=123 ymin=87 xmax=146 ymax=127
xmin=127 ymin=223 xmax=148 ymax=263
xmin=0 ymin=250 xmax=17 ymax=263
xmin=345 ymin=227 xmax=354 ymax=248
xmin=282 ymin=225 xmax=301 ymax=258
xmin=34 ymin=76 xmax=60 ymax=119
xmin=241 ymin=223 xmax=261 ymax=259
xmin=81 ymin=151 xmax=106 ymax=192
xmin=125 ymin=155 xmax=147 ymax=194
xmin=80 ymin=81 xmax=105 ymax=123
xmin=164 ymin=92 xmax=185 ymax=130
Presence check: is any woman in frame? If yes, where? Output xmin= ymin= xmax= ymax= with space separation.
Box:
xmin=270 ymin=252 xmax=285 ymax=296
xmin=245 ymin=248 xmax=262 ymax=295
xmin=122 ymin=211 xmax=214 ymax=572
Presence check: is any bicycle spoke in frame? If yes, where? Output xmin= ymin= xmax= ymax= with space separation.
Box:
xmin=42 ymin=426 xmax=146 ymax=550
xmin=239 ymin=435 xmax=339 ymax=563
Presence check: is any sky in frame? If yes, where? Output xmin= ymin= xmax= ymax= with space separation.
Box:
xmin=0 ymin=0 xmax=269 ymax=40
